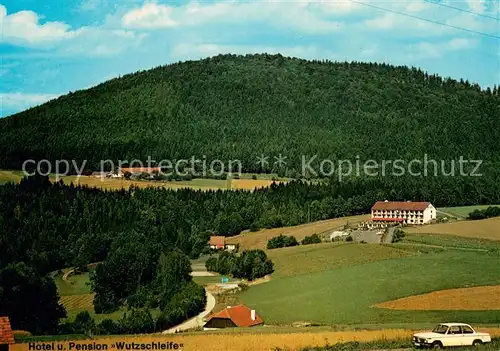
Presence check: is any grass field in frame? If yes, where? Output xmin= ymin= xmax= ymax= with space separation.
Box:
xmin=240 ymin=233 xmax=500 ymax=326
xmin=439 ymin=205 xmax=500 ymax=218
xmin=226 ymin=214 xmax=369 ymax=250
xmin=267 ymin=242 xmax=413 ymax=278
xmin=407 ymin=217 xmax=500 ymax=241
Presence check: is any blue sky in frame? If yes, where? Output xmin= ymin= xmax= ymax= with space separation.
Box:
xmin=1 ymin=0 xmax=499 ymax=117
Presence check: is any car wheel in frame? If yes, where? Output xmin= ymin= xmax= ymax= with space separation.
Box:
xmin=473 ymin=340 xmax=483 ymax=347
xmin=431 ymin=341 xmax=443 ymax=349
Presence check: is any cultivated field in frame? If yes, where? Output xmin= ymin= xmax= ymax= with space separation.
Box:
xmin=240 ymin=233 xmax=500 ymax=326
xmin=231 ymin=178 xmax=285 ymax=190
xmin=226 ymin=214 xmax=369 ymax=250
xmin=0 ymin=170 xmax=23 ymax=184
xmin=0 ymin=170 xmax=286 ymax=191
xmin=407 ymin=217 xmax=500 ymax=241
xmin=13 ymin=328 xmax=500 ymax=351
xmin=376 ymin=285 xmax=500 ymax=311
xmin=50 ymin=175 xmax=229 ymax=191
xmin=53 ymin=269 xmax=162 ymax=322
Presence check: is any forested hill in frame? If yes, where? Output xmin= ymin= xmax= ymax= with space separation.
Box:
xmin=0 ymin=53 xmax=499 ymax=172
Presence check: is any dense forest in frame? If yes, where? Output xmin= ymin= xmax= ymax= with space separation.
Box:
xmin=0 ymin=54 xmax=498 ymax=174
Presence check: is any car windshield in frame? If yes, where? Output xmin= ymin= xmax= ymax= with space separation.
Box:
xmin=432 ymin=325 xmax=449 ymax=334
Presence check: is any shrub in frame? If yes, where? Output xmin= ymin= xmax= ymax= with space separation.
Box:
xmin=97 ymin=319 xmax=122 ymax=335
xmin=301 ymin=234 xmax=322 ymax=245
xmin=345 ymin=235 xmax=353 ymax=242
xmin=267 ymin=235 xmax=299 ymax=249
xmin=392 ymin=229 xmax=405 ymax=243
xmin=119 ymin=308 xmax=155 ymax=334
xmin=252 ymin=175 xmax=257 ymax=180
xmin=73 ymin=311 xmax=96 ymax=336
xmin=156 ymin=282 xmax=206 ymax=330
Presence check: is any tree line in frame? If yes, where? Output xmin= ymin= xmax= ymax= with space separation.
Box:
xmin=467 ymin=206 xmax=500 ymax=220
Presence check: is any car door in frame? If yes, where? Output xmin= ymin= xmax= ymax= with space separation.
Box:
xmin=447 ymin=325 xmax=463 ymax=346
xmin=460 ymin=325 xmax=475 ymax=345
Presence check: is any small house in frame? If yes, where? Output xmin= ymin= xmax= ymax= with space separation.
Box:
xmin=0 ymin=317 xmax=14 ymax=351
xmin=209 ymin=236 xmax=225 ymax=250
xmin=330 ymin=231 xmax=349 ymax=241
xmin=225 ymin=244 xmax=236 ymax=251
xmin=204 ymin=305 xmax=263 ymax=329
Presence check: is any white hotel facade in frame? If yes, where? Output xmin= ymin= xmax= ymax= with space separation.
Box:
xmin=371 ymin=201 xmax=436 ymax=225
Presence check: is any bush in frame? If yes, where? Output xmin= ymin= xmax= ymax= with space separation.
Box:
xmin=97 ymin=319 xmax=122 ymax=335
xmin=301 ymin=234 xmax=321 ymax=245
xmin=267 ymin=235 xmax=299 ymax=249
xmin=156 ymin=282 xmax=206 ymax=330
xmin=73 ymin=311 xmax=96 ymax=336
xmin=119 ymin=308 xmax=155 ymax=334
xmin=345 ymin=235 xmax=353 ymax=242
xmin=251 ymin=175 xmax=257 ymax=180
xmin=250 ymin=222 xmax=260 ymax=232
xmin=392 ymin=229 xmax=405 ymax=243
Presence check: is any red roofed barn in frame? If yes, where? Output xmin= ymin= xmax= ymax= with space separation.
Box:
xmin=0 ymin=317 xmax=14 ymax=351
xmin=209 ymin=236 xmax=225 ymax=250
xmin=371 ymin=201 xmax=436 ymax=225
xmin=204 ymin=305 xmax=263 ymax=329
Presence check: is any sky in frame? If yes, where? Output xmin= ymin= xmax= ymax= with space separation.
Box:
xmin=0 ymin=0 xmax=499 ymax=117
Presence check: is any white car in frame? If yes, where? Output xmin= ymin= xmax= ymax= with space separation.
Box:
xmin=413 ymin=323 xmax=491 ymax=349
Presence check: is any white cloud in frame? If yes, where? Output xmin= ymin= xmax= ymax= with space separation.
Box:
xmin=0 ymin=4 xmax=79 ymax=46
xmin=121 ymin=1 xmax=343 ymax=34
xmin=122 ymin=2 xmax=177 ymax=28
xmin=0 ymin=4 xmax=145 ymax=57
xmin=59 ymin=28 xmax=148 ymax=57
xmin=408 ymin=37 xmax=477 ymax=59
xmin=0 ymin=93 xmax=60 ymax=114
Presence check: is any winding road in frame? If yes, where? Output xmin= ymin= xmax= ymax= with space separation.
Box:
xmin=162 ymin=288 xmax=216 ymax=334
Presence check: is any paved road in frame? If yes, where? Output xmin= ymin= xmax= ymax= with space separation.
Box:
xmin=162 ymin=289 xmax=216 ymax=334
xmin=383 ymin=227 xmax=396 ymax=243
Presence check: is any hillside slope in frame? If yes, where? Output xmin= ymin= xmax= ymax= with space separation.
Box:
xmin=0 ymin=54 xmax=498 ymax=172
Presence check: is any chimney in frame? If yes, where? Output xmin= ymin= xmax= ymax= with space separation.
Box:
xmin=251 ymin=310 xmax=256 ymax=321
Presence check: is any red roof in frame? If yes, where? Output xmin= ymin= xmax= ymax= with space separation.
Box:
xmin=372 ymin=217 xmax=405 ymax=222
xmin=205 ymin=305 xmax=263 ymax=327
xmin=371 ymin=201 xmax=431 ymax=211
xmin=209 ymin=236 xmax=225 ymax=248
xmin=0 ymin=317 xmax=14 ymax=345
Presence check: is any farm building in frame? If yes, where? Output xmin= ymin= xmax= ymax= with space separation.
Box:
xmin=118 ymin=167 xmax=161 ymax=177
xmin=209 ymin=236 xmax=225 ymax=250
xmin=0 ymin=317 xmax=14 ymax=351
xmin=371 ymin=201 xmax=436 ymax=225
xmin=204 ymin=305 xmax=263 ymax=329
